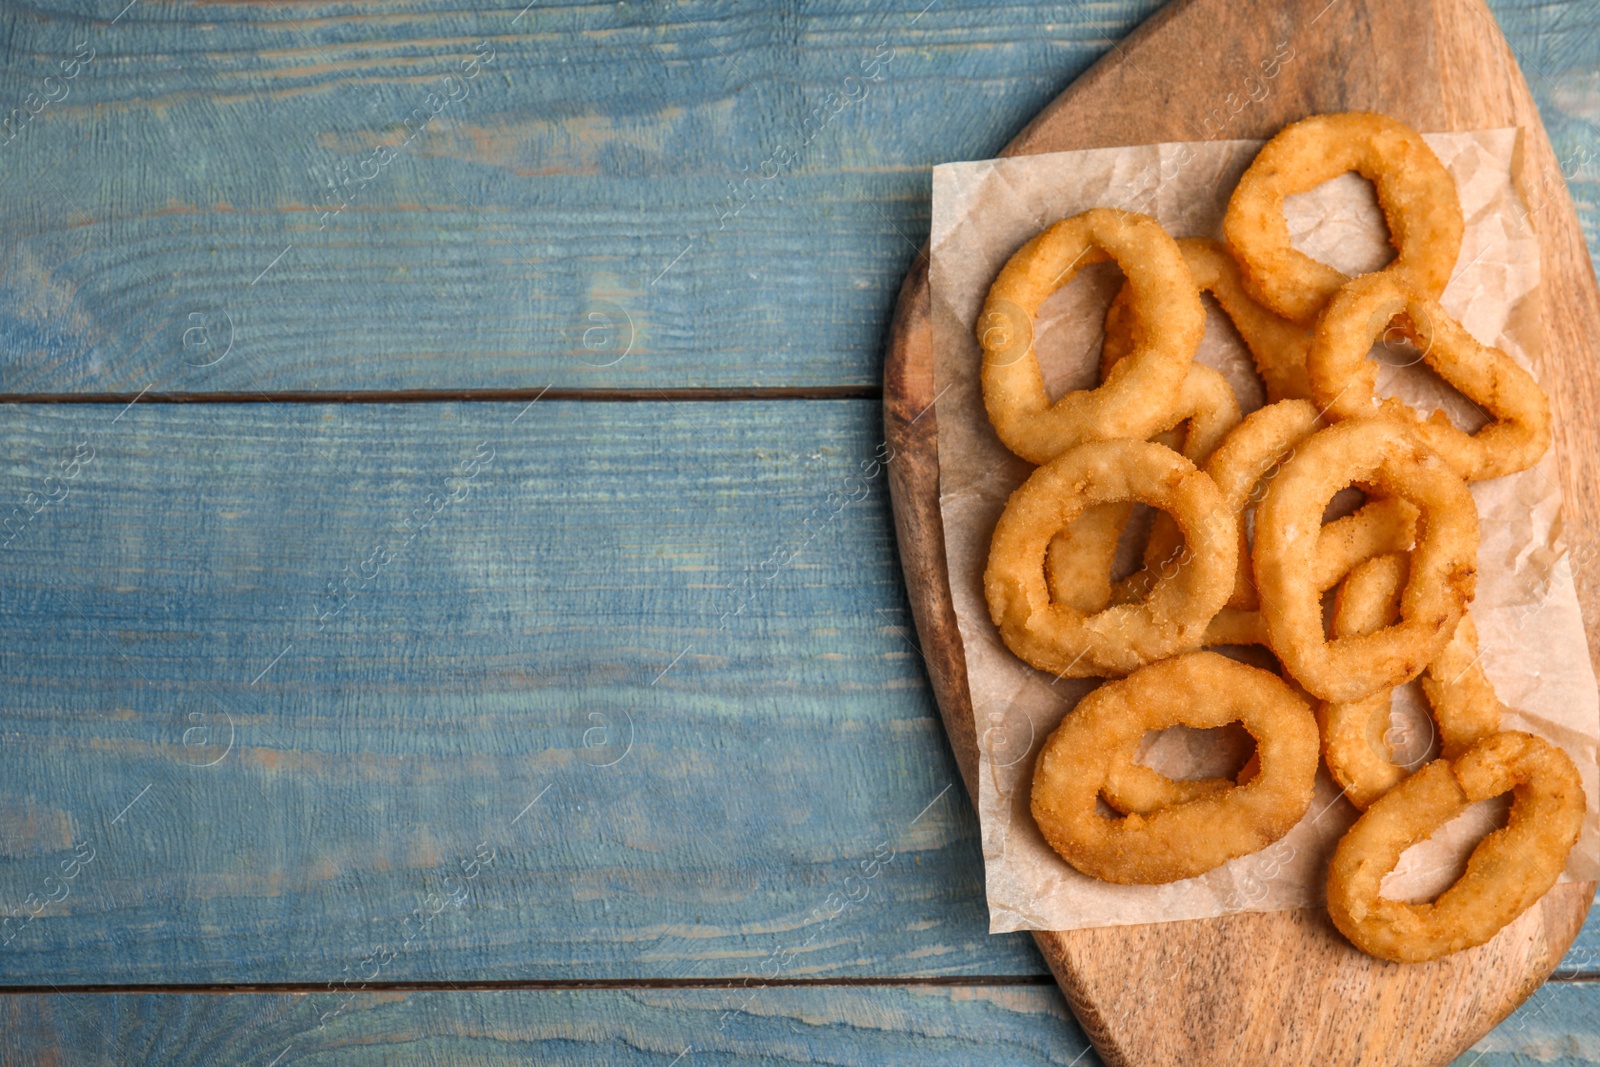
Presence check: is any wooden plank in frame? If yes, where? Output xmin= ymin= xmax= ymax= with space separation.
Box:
xmin=0 ymin=981 xmax=1596 ymax=1064
xmin=0 ymin=984 xmax=1086 ymax=1066
xmin=1565 ymin=922 xmax=1600 ymax=977
xmin=0 ymin=398 xmax=1044 ymax=983
xmin=0 ymin=0 xmax=1165 ymax=394
xmin=1489 ymin=0 xmax=1600 ymax=260
xmin=0 ymin=397 xmax=1592 ymax=985
xmin=0 ymin=0 xmax=1581 ymax=394
xmin=1460 ymin=980 xmax=1600 ymax=1066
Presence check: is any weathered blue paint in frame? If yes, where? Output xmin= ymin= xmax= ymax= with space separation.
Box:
xmin=0 ymin=0 xmax=1180 ymax=393
xmin=0 ymin=0 xmax=1592 ymax=1057
xmin=0 ymin=399 xmax=1046 ymax=983
xmin=0 ymin=980 xmax=1596 ymax=1064
xmin=0 ymin=985 xmax=1090 ymax=1066
xmin=0 ymin=2 xmax=1588 ymax=394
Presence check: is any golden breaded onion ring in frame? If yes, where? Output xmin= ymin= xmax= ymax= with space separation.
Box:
xmin=1319 ymin=554 xmax=1502 ymax=809
xmin=1223 ymin=112 xmax=1463 ymax=326
xmin=1202 ymin=607 xmax=1272 ymax=650
xmin=1422 ymin=614 xmax=1502 ymax=759
xmin=1049 ymin=431 xmax=1422 ymax=637
xmin=987 ymin=440 xmax=1236 ymax=678
xmin=1031 ymin=652 xmax=1319 ymax=884
xmin=1097 ymin=409 xmax=1415 ymax=633
xmin=979 ymin=208 xmax=1204 ymax=464
xmin=1202 ymin=399 xmax=1323 ymax=610
xmin=1103 ymin=236 xmax=1314 ymax=402
xmin=1327 ymin=731 xmax=1585 ymax=962
xmin=1314 ymin=496 xmax=1419 ymax=591
xmin=1044 ymin=363 xmax=1241 ymax=613
xmin=1254 ymin=420 xmax=1477 ymax=703
xmin=1306 ymin=272 xmax=1551 ymax=481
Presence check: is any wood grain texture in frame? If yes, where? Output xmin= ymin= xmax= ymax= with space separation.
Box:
xmin=0 ymin=0 xmax=1584 ymax=395
xmin=0 ymin=0 xmax=1590 ymax=1059
xmin=882 ymin=0 xmax=1600 ymax=1064
xmin=0 ymin=393 xmax=1589 ymax=992
xmin=0 ymin=399 xmax=1048 ymax=984
xmin=0 ymin=980 xmax=1596 ymax=1065
xmin=0 ymin=0 xmax=1165 ymax=394
xmin=0 ymin=985 xmax=1094 ymax=1066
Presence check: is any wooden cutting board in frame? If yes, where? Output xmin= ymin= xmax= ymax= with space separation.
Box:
xmin=882 ymin=0 xmax=1600 ymax=1063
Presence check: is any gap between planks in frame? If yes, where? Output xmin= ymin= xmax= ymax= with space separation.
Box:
xmin=0 ymin=973 xmax=1594 ymax=995
xmin=0 ymin=976 xmax=1061 ymax=995
xmin=0 ymin=386 xmax=881 ymax=406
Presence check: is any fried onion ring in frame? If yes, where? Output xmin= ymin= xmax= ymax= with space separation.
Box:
xmin=1203 ymin=606 xmax=1272 ymax=649
xmin=979 ymin=209 xmax=1204 ymax=463
xmin=1306 ymin=272 xmax=1552 ymax=481
xmin=1044 ymin=363 xmax=1241 ymax=612
xmin=1319 ymin=554 xmax=1502 ymax=809
xmin=1423 ymin=613 xmax=1502 ymax=759
xmin=987 ymin=440 xmax=1235 ymax=678
xmin=1223 ymin=112 xmax=1463 ymax=326
xmin=1326 ymin=731 xmax=1585 ymax=962
xmin=1254 ymin=420 xmax=1477 ymax=702
xmin=1203 ymin=399 xmax=1322 ymax=610
xmin=1031 ymin=652 xmax=1319 ymax=883
xmin=1087 ymin=408 xmax=1414 ymax=634
xmin=1314 ymin=495 xmax=1419 ymax=591
xmin=1104 ymin=237 xmax=1314 ymax=402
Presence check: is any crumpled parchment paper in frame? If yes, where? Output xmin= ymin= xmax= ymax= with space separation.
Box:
xmin=928 ymin=129 xmax=1600 ymax=934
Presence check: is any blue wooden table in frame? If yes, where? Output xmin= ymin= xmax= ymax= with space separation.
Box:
xmin=0 ymin=1 xmax=1594 ymax=1062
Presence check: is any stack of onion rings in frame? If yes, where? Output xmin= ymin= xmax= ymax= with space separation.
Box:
xmin=1318 ymin=553 xmax=1501 ymax=809
xmin=970 ymin=112 xmax=1582 ymax=960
